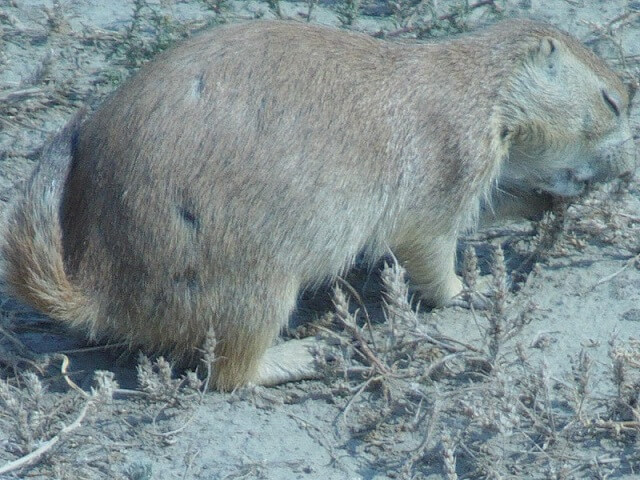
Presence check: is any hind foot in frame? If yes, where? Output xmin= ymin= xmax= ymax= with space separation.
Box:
xmin=254 ymin=337 xmax=325 ymax=386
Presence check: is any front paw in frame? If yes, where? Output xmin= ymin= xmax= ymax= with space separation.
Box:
xmin=448 ymin=275 xmax=495 ymax=310
xmin=447 ymin=290 xmax=491 ymax=310
xmin=416 ymin=275 xmax=463 ymax=308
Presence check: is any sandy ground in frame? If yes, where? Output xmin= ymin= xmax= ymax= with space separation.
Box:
xmin=0 ymin=1 xmax=639 ymax=479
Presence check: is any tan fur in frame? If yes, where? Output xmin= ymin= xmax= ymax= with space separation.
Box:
xmin=2 ymin=20 xmax=636 ymax=390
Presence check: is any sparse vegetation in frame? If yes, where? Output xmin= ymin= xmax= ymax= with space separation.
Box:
xmin=304 ymin=0 xmax=318 ymax=22
xmin=199 ymin=0 xmax=229 ymax=15
xmin=385 ymin=0 xmax=505 ymax=38
xmin=335 ymin=0 xmax=361 ymax=26
xmin=115 ymin=0 xmax=189 ymax=68
xmin=306 ymin=252 xmax=640 ymax=478
xmin=0 ymin=0 xmax=638 ymax=478
xmin=266 ymin=0 xmax=283 ymax=18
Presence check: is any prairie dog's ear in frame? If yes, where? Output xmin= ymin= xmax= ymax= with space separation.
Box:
xmin=532 ymin=36 xmax=559 ymax=71
xmin=539 ymin=37 xmax=556 ymax=56
xmin=532 ymin=36 xmax=557 ymax=62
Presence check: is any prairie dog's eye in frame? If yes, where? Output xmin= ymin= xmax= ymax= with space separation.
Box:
xmin=602 ymin=89 xmax=621 ymax=117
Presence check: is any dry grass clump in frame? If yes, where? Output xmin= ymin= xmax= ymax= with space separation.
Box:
xmin=313 ymin=242 xmax=640 ymax=478
xmin=583 ymin=9 xmax=640 ymax=89
xmin=0 ymin=369 xmax=117 ymax=477
xmin=604 ymin=338 xmax=640 ymax=431
xmin=563 ymin=183 xmax=640 ymax=255
xmin=200 ymin=0 xmax=230 ymax=15
xmin=382 ymin=0 xmax=504 ymax=38
xmin=0 ymin=348 xmax=210 ymax=478
xmin=115 ymin=0 xmax=191 ymax=69
xmin=0 ymin=317 xmax=213 ymax=477
xmin=335 ymin=0 xmax=361 ymax=26
xmin=134 ymin=328 xmax=215 ymax=413
xmin=0 ymin=0 xmax=222 ymax=140
xmin=137 ymin=354 xmax=203 ymax=404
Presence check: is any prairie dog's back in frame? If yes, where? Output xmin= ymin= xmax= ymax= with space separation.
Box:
xmin=61 ymin=22 xmax=402 ymax=308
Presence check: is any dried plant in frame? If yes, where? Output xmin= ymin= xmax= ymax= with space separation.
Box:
xmin=266 ymin=0 xmax=283 ymax=18
xmin=0 ymin=370 xmax=117 ymax=476
xmin=335 ymin=0 xmax=361 ymax=26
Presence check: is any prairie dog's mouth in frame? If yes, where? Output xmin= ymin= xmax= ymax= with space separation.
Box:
xmin=540 ymin=169 xmax=590 ymax=197
xmin=499 ymin=161 xmax=611 ymax=198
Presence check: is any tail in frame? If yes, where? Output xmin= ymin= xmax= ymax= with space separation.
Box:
xmin=1 ymin=110 xmax=99 ymax=333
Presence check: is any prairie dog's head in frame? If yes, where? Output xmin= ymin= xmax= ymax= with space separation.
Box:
xmin=500 ymin=30 xmax=637 ymax=197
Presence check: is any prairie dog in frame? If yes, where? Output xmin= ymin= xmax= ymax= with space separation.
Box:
xmin=2 ymin=20 xmax=636 ymax=390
